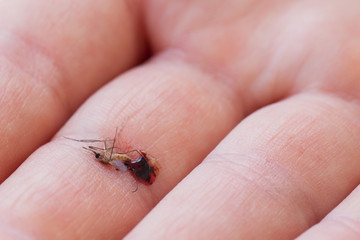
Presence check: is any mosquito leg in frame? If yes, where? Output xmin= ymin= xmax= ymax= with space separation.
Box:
xmin=107 ymin=128 xmax=118 ymax=162
xmin=110 ymin=148 xmax=143 ymax=157
xmin=132 ymin=176 xmax=139 ymax=193
xmin=63 ymin=136 xmax=111 ymax=143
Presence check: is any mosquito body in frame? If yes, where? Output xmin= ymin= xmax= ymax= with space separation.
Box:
xmin=64 ymin=129 xmax=159 ymax=191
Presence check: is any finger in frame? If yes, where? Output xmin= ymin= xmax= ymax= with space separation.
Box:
xmin=0 ymin=54 xmax=242 ymax=239
xmin=0 ymin=0 xmax=146 ymax=181
xmin=296 ymin=184 xmax=360 ymax=240
xmin=125 ymin=93 xmax=360 ymax=239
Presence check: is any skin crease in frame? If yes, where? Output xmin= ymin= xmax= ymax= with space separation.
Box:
xmin=0 ymin=0 xmax=360 ymax=239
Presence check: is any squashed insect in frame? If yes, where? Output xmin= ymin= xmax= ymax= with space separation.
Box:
xmin=64 ymin=128 xmax=159 ymax=191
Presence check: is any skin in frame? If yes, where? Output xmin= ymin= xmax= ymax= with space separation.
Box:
xmin=0 ymin=0 xmax=359 ymax=239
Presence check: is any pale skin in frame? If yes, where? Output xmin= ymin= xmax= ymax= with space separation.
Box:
xmin=0 ymin=0 xmax=360 ymax=239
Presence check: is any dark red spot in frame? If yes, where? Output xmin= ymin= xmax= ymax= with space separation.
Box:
xmin=125 ymin=151 xmax=158 ymax=185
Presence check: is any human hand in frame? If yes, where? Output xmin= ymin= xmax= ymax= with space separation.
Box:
xmin=1 ymin=0 xmax=360 ymax=239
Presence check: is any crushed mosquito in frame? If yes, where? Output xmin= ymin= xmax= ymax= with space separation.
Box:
xmin=64 ymin=128 xmax=159 ymax=192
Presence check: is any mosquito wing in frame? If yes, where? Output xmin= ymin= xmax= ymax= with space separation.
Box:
xmin=110 ymin=160 xmax=128 ymax=172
